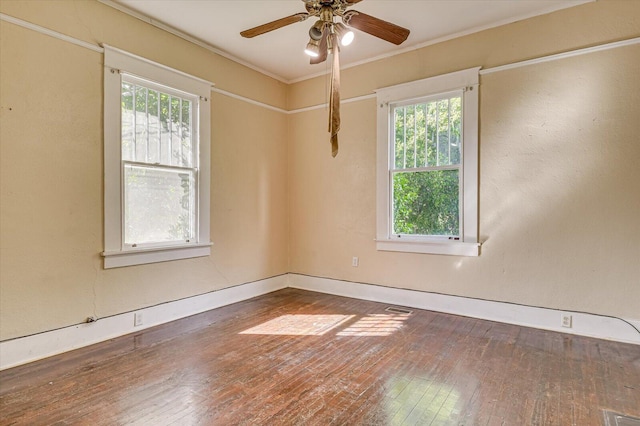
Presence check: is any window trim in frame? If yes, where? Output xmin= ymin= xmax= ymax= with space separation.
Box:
xmin=375 ymin=67 xmax=481 ymax=256
xmin=102 ymin=45 xmax=212 ymax=268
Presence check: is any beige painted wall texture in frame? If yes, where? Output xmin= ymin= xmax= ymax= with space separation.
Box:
xmin=0 ymin=0 xmax=288 ymax=340
xmin=288 ymin=0 xmax=640 ymax=320
xmin=1 ymin=0 xmax=639 ymax=342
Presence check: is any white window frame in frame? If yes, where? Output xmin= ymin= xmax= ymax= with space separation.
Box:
xmin=375 ymin=67 xmax=481 ymax=256
xmin=102 ymin=45 xmax=212 ymax=268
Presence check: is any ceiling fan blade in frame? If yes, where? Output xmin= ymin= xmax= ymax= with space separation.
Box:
xmin=240 ymin=13 xmax=309 ymax=38
xmin=345 ymin=0 xmax=364 ymax=4
xmin=310 ymin=28 xmax=329 ymax=65
xmin=343 ymin=11 xmax=410 ymax=45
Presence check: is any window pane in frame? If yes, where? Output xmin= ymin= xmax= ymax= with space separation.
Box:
xmin=121 ymin=81 xmax=194 ymax=167
xmin=415 ymin=104 xmax=426 ymax=167
xmin=170 ymin=96 xmax=181 ymax=166
xmin=124 ymin=164 xmax=196 ymax=245
xmin=450 ymin=97 xmax=462 ymax=165
xmin=426 ymin=101 xmax=437 ymax=166
xmin=394 ymin=108 xmax=405 ymax=169
xmin=436 ymin=99 xmax=449 ymax=165
xmin=147 ymin=90 xmax=160 ymax=164
xmin=160 ymin=93 xmax=171 ymax=165
xmin=121 ymin=82 xmax=135 ymax=162
xmin=392 ymin=169 xmax=459 ymax=236
xmin=135 ymin=86 xmax=148 ymax=162
xmin=406 ymin=105 xmax=416 ymax=168
xmin=181 ymin=99 xmax=192 ymax=167
xmin=394 ymin=95 xmax=461 ymax=170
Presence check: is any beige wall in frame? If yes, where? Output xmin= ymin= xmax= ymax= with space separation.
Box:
xmin=288 ymin=0 xmax=640 ymax=320
xmin=0 ymin=0 xmax=289 ymax=340
xmin=1 ymin=0 xmax=638 ymax=343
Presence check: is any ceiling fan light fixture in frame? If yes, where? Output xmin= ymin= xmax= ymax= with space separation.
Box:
xmin=334 ymin=22 xmax=354 ymax=46
xmin=309 ymin=20 xmax=324 ymax=41
xmin=240 ymin=0 xmax=411 ymax=158
xmin=304 ymin=38 xmax=320 ymax=57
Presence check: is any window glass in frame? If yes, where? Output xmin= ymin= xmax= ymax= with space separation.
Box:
xmin=121 ymin=80 xmax=194 ymax=168
xmin=392 ymin=169 xmax=459 ymax=236
xmin=391 ymin=94 xmax=462 ymax=238
xmin=120 ymin=77 xmax=198 ymax=247
xmin=123 ymin=164 xmax=196 ymax=245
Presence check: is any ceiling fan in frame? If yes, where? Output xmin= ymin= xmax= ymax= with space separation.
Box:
xmin=241 ymin=0 xmax=410 ymax=157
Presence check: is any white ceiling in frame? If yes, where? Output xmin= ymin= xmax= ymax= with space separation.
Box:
xmin=107 ymin=0 xmax=590 ymax=82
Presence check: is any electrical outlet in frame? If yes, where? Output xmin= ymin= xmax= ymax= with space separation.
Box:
xmin=352 ymin=256 xmax=359 ymax=267
xmin=561 ymin=314 xmax=572 ymax=328
xmin=134 ymin=312 xmax=143 ymax=327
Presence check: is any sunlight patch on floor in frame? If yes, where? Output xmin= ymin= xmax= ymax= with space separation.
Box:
xmin=385 ymin=375 xmax=461 ymax=424
xmin=337 ymin=314 xmax=409 ymax=337
xmin=239 ymin=314 xmax=355 ymax=336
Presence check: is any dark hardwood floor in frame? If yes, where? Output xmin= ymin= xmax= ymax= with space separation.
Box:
xmin=1 ymin=288 xmax=639 ymax=425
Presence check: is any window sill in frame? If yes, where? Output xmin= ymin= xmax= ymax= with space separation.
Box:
xmin=376 ymin=239 xmax=480 ymax=256
xmin=102 ymin=243 xmax=212 ymax=269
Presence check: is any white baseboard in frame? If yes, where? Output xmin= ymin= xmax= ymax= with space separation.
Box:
xmin=3 ymin=273 xmax=638 ymax=371
xmin=0 ymin=275 xmax=288 ymax=370
xmin=289 ymin=274 xmax=640 ymax=345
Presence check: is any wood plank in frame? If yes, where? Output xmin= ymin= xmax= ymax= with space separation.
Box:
xmin=1 ymin=288 xmax=639 ymax=425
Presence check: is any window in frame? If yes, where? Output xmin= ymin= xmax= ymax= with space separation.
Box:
xmin=376 ymin=67 xmax=480 ymax=256
xmin=102 ymin=45 xmax=211 ymax=268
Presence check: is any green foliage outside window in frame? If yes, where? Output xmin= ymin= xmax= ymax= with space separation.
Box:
xmin=393 ymin=170 xmax=459 ymax=236
xmin=392 ymin=95 xmax=462 ymax=237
